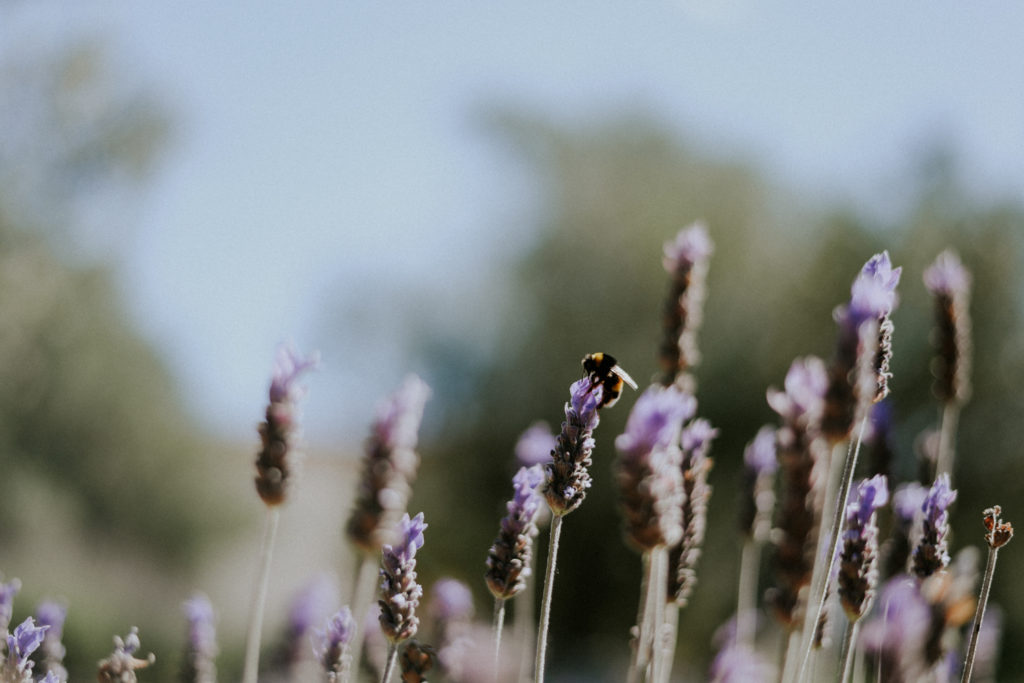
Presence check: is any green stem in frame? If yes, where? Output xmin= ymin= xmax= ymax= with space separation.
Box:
xmin=627 ymin=552 xmax=653 ymax=683
xmin=736 ymin=537 xmax=762 ymax=648
xmin=534 ymin=514 xmax=564 ymax=683
xmin=380 ymin=643 xmax=399 ymax=683
xmin=961 ymin=545 xmax=999 ymax=683
xmin=837 ymin=619 xmax=860 ymax=683
xmin=347 ymin=554 xmax=381 ymax=681
xmin=241 ymin=507 xmax=281 ymax=683
xmin=493 ymin=598 xmax=507 ymax=682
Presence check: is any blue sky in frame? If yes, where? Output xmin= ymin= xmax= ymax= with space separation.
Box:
xmin=7 ymin=2 xmax=1024 ymax=442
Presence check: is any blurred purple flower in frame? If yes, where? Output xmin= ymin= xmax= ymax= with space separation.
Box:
xmin=379 ymin=512 xmax=428 ymax=643
xmin=515 ymin=422 xmax=556 ymax=467
xmin=313 ymin=606 xmax=356 ymax=678
xmin=616 ymin=386 xmax=696 ymax=461
xmin=740 ymin=425 xmax=777 ymax=540
xmin=912 ymin=473 xmax=957 ymax=578
xmin=268 ymin=343 xmax=320 ymax=404
xmin=849 ymin=251 xmax=902 ymax=325
xmin=0 ymin=578 xmax=21 ymax=633
xmin=182 ymin=593 xmax=217 ymax=683
xmin=371 ymin=375 xmax=432 ymax=452
xmin=766 ymin=356 xmax=828 ymax=426
xmin=708 ymin=643 xmax=776 ymax=682
xmin=861 ymin=577 xmax=932 ymax=682
xmin=892 ymin=483 xmax=927 ymax=527
xmin=428 ymin=578 xmax=475 ymax=624
xmin=662 ymin=221 xmax=714 ymax=273
xmin=743 ymin=425 xmax=777 ymax=476
xmin=924 ymin=249 xmax=970 ymax=297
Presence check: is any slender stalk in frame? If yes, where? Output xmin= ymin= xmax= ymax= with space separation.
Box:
xmin=515 ymin=551 xmax=538 ymax=683
xmin=657 ymin=604 xmax=679 ymax=683
xmin=627 ymin=552 xmax=654 ymax=683
xmin=242 ymin=507 xmax=281 ymax=683
xmin=534 ymin=514 xmax=564 ymax=683
xmin=648 ymin=548 xmax=668 ymax=683
xmin=837 ymin=620 xmax=859 ymax=683
xmin=380 ymin=643 xmax=399 ymax=683
xmin=736 ymin=538 xmax=761 ymax=648
xmin=347 ymin=554 xmax=381 ymax=681
xmin=935 ymin=403 xmax=960 ymax=483
xmin=961 ymin=545 xmax=999 ymax=683
xmin=493 ymin=598 xmax=507 ymax=681
xmin=795 ymin=417 xmax=868 ymax=683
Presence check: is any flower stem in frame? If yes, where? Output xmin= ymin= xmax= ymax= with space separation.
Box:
xmin=962 ymin=545 xmax=999 ymax=683
xmin=736 ymin=537 xmax=762 ymax=648
xmin=515 ymin=550 xmax=538 ymax=683
xmin=656 ymin=603 xmax=679 ymax=683
xmin=648 ymin=548 xmax=669 ymax=683
xmin=380 ymin=643 xmax=399 ymax=683
xmin=627 ymin=552 xmax=653 ymax=683
xmin=935 ymin=403 xmax=960 ymax=483
xmin=493 ymin=598 xmax=507 ymax=682
xmin=837 ymin=620 xmax=860 ymax=683
xmin=242 ymin=507 xmax=281 ymax=683
xmin=534 ymin=514 xmax=564 ymax=683
xmin=347 ymin=553 xmax=381 ymax=681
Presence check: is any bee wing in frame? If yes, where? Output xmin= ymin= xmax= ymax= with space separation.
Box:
xmin=612 ymin=366 xmax=638 ymax=390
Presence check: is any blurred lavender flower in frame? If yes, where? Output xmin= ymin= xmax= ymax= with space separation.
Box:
xmin=0 ymin=579 xmax=21 ymax=634
xmin=96 ymin=627 xmax=154 ymax=683
xmin=5 ymin=617 xmax=47 ymax=679
xmin=615 ymin=385 xmax=695 ymax=552
xmin=883 ymin=483 xmax=927 ymax=578
xmin=275 ymin=573 xmax=339 ymax=671
xmin=515 ymin=422 xmax=556 ymax=467
xmin=659 ymin=222 xmax=714 ymax=388
xmin=838 ymin=475 xmax=889 ymax=621
xmin=924 ymin=249 xmax=972 ymax=406
xmin=255 ymin=344 xmax=318 ymax=506
xmin=708 ymin=643 xmax=776 ymax=683
xmin=544 ymin=378 xmax=603 ymax=516
xmin=865 ymin=400 xmax=896 ymax=479
xmin=428 ymin=578 xmax=475 ymax=625
xmin=347 ymin=375 xmax=432 ymax=553
xmin=181 ymin=594 xmax=217 ymax=683
xmin=379 ymin=512 xmax=428 ymax=644
xmin=823 ymin=251 xmax=902 ymax=443
xmin=313 ymin=607 xmax=356 ymax=681
xmin=739 ymin=425 xmax=777 ymax=541
xmin=669 ymin=417 xmax=717 ymax=606
xmin=861 ymin=577 xmax=932 ymax=682
xmin=912 ymin=474 xmax=957 ymax=578
xmin=33 ymin=601 xmax=67 ymax=681
xmin=765 ymin=357 xmax=829 ymax=626
xmin=486 ymin=465 xmax=545 ymax=600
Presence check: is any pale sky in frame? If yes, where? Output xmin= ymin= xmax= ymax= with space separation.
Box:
xmin=6 ymin=2 xmax=1024 ymax=442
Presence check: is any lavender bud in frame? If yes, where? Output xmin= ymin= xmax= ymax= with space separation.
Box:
xmin=838 ymin=475 xmax=889 ymax=621
xmin=615 ymin=385 xmax=695 ymax=552
xmin=514 ymin=422 xmax=556 ymax=467
xmin=313 ymin=607 xmax=355 ymax=680
xmin=659 ymin=222 xmax=713 ymax=388
xmin=347 ymin=375 xmax=432 ymax=553
xmin=739 ymin=425 xmax=777 ymax=541
xmin=668 ymin=417 xmax=716 ymax=606
xmin=544 ymin=378 xmax=603 ymax=516
xmin=379 ymin=512 xmax=427 ymax=644
xmin=912 ymin=474 xmax=957 ymax=578
xmin=823 ymin=252 xmax=901 ymax=443
xmin=486 ymin=465 xmax=545 ymax=600
xmin=5 ymin=617 xmax=48 ymax=678
xmin=181 ymin=594 xmax=217 ymax=683
xmin=924 ymin=249 xmax=972 ymax=405
xmin=255 ymin=344 xmax=318 ymax=506
xmin=97 ymin=627 xmax=155 ymax=683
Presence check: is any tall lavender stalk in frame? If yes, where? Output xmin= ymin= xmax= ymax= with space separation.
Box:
xmin=314 ymin=607 xmax=356 ymax=683
xmin=658 ymin=223 xmax=713 ymax=390
xmin=243 ymin=345 xmax=317 ymax=683
xmin=614 ymin=385 xmax=692 ymax=683
xmin=535 ymin=374 xmax=610 ymax=683
xmin=924 ymin=250 xmax=972 ymax=481
xmin=911 ymin=474 xmax=957 ymax=579
xmin=181 ymin=594 xmax=217 ymax=683
xmin=836 ymin=476 xmax=889 ymax=683
xmin=736 ymin=426 xmax=777 ymax=648
xmin=485 ymin=464 xmax=544 ymax=676
xmin=796 ymin=252 xmax=901 ymax=683
xmin=379 ymin=512 xmax=428 ymax=683
xmin=962 ymin=506 xmax=1013 ymax=683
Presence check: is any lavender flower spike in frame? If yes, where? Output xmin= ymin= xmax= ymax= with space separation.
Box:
xmin=379 ymin=512 xmax=428 ymax=644
xmin=34 ymin=600 xmax=67 ymax=681
xmin=0 ymin=578 xmax=21 ymax=634
xmin=182 ymin=594 xmax=218 ymax=683
xmin=670 ymin=417 xmax=717 ymax=606
xmin=838 ymin=475 xmax=889 ymax=621
xmin=659 ymin=222 xmax=714 ymax=387
xmin=709 ymin=643 xmax=776 ymax=682
xmin=912 ymin=473 xmax=957 ymax=578
xmin=255 ymin=344 xmax=318 ymax=506
xmin=615 ymin=385 xmax=695 ymax=552
xmin=739 ymin=425 xmax=777 ymax=540
xmin=925 ymin=249 xmax=972 ymax=406
xmin=347 ymin=375 xmax=432 ymax=553
xmin=486 ymin=465 xmax=545 ymax=599
xmin=544 ymin=378 xmax=603 ymax=516
xmin=314 ymin=607 xmax=356 ymax=681
xmin=5 ymin=617 xmax=48 ymax=678
xmin=96 ymin=627 xmax=155 ymax=683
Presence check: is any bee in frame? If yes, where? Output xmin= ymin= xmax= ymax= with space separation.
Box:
xmin=582 ymin=352 xmax=638 ymax=408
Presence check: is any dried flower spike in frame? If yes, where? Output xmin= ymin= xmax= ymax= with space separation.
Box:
xmin=983 ymin=506 xmax=1013 ymax=549
xmin=379 ymin=512 xmax=428 ymax=644
xmin=659 ymin=222 xmax=714 ymax=388
xmin=255 ymin=344 xmax=318 ymax=506
xmin=669 ymin=417 xmax=717 ymax=606
xmin=486 ymin=464 xmax=545 ymax=599
xmin=97 ymin=627 xmax=155 ymax=683
xmin=347 ymin=375 xmax=432 ymax=553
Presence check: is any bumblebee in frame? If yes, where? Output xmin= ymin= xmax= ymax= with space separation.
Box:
xmin=582 ymin=352 xmax=638 ymax=408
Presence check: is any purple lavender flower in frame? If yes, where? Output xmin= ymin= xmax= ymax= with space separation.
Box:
xmin=0 ymin=578 xmax=21 ymax=633
xmin=861 ymin=577 xmax=932 ymax=682
xmin=544 ymin=378 xmax=603 ymax=516
xmin=739 ymin=425 xmax=778 ymax=540
xmin=615 ymin=385 xmax=695 ymax=551
xmin=669 ymin=417 xmax=717 ymax=606
xmin=428 ymin=578 xmax=474 ymax=624
xmin=5 ymin=617 xmax=48 ymax=677
xmin=255 ymin=344 xmax=318 ymax=506
xmin=838 ymin=475 xmax=889 ymax=621
xmin=182 ymin=594 xmax=217 ymax=683
xmin=34 ymin=600 xmax=67 ymax=680
xmin=379 ymin=512 xmax=428 ymax=644
xmin=924 ymin=249 xmax=972 ymax=406
xmin=766 ymin=356 xmax=829 ymax=427
xmin=347 ymin=375 xmax=432 ymax=553
xmin=912 ymin=474 xmax=957 ymax=578
xmin=883 ymin=483 xmax=927 ymax=578
xmin=313 ymin=607 xmax=356 ymax=680
xmin=659 ymin=222 xmax=714 ymax=387
xmin=708 ymin=643 xmax=776 ymax=682
xmin=515 ymin=422 xmax=556 ymax=467
xmin=486 ymin=464 xmax=545 ymax=599
xmin=97 ymin=627 xmax=155 ymax=683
